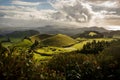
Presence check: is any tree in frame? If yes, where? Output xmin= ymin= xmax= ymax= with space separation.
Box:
xmin=80 ymin=40 xmax=110 ymax=54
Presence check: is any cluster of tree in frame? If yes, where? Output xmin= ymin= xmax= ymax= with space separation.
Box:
xmin=80 ymin=40 xmax=110 ymax=54
xmin=48 ymin=40 xmax=120 ymax=80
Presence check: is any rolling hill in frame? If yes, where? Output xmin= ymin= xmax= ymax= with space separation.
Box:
xmin=73 ymin=31 xmax=104 ymax=38
xmin=0 ymin=25 xmax=109 ymax=36
xmin=5 ymin=30 xmax=39 ymax=38
xmin=30 ymin=34 xmax=54 ymax=42
xmin=41 ymin=34 xmax=77 ymax=47
xmin=13 ymin=39 xmax=33 ymax=47
xmin=0 ymin=30 xmax=40 ymax=42
xmin=104 ymin=30 xmax=120 ymax=38
xmin=35 ymin=25 xmax=108 ymax=36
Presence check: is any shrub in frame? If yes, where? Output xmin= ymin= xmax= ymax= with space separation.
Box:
xmin=0 ymin=46 xmax=65 ymax=80
xmin=48 ymin=49 xmax=120 ymax=80
xmin=80 ymin=40 xmax=110 ymax=54
xmin=0 ymin=46 xmax=36 ymax=80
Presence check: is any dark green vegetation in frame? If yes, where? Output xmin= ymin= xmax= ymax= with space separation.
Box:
xmin=0 ymin=30 xmax=39 ymax=43
xmin=80 ymin=40 xmax=110 ymax=54
xmin=0 ymin=29 xmax=120 ymax=80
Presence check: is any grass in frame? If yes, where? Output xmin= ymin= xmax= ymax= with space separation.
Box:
xmin=30 ymin=34 xmax=53 ymax=43
xmin=42 ymin=34 xmax=77 ymax=47
xmin=1 ymin=42 xmax=13 ymax=48
xmin=33 ymin=53 xmax=52 ymax=61
xmin=35 ymin=47 xmax=68 ymax=55
xmin=13 ymin=39 xmax=33 ymax=47
xmin=0 ymin=36 xmax=116 ymax=62
xmin=30 ymin=35 xmax=41 ymax=42
xmin=33 ymin=46 xmax=76 ymax=62
xmin=72 ymin=38 xmax=115 ymax=50
xmin=1 ymin=38 xmax=29 ymax=48
xmin=89 ymin=32 xmax=97 ymax=36
xmin=10 ymin=37 xmax=23 ymax=43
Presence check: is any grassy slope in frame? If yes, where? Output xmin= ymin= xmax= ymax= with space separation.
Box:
xmin=30 ymin=35 xmax=41 ymax=42
xmin=0 ymin=34 xmax=115 ymax=62
xmin=89 ymin=32 xmax=97 ymax=36
xmin=31 ymin=37 xmax=115 ymax=61
xmin=36 ymin=47 xmax=68 ymax=54
xmin=33 ymin=53 xmax=52 ymax=61
xmin=13 ymin=39 xmax=33 ymax=47
xmin=30 ymin=34 xmax=53 ymax=42
xmin=72 ymin=38 xmax=114 ymax=50
xmin=42 ymin=34 xmax=77 ymax=47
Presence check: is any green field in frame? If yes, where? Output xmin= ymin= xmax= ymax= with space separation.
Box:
xmin=33 ymin=53 xmax=52 ymax=61
xmin=32 ymin=38 xmax=115 ymax=61
xmin=0 ymin=35 xmax=116 ymax=61
xmin=0 ymin=32 xmax=120 ymax=80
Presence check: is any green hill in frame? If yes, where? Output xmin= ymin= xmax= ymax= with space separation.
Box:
xmin=13 ymin=39 xmax=33 ymax=47
xmin=6 ymin=30 xmax=39 ymax=38
xmin=104 ymin=30 xmax=120 ymax=38
xmin=41 ymin=34 xmax=77 ymax=47
xmin=30 ymin=34 xmax=53 ymax=42
xmin=74 ymin=31 xmax=104 ymax=38
xmin=2 ymin=30 xmax=40 ymax=42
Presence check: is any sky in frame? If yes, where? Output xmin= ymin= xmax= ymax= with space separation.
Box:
xmin=0 ymin=0 xmax=120 ymax=30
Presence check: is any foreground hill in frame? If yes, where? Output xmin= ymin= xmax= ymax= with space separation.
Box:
xmin=41 ymin=34 xmax=77 ymax=47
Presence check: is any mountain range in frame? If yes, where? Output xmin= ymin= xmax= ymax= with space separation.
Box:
xmin=0 ymin=25 xmax=117 ymax=39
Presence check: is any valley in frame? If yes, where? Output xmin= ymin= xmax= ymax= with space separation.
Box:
xmin=0 ymin=0 xmax=120 ymax=79
xmin=0 ymin=28 xmax=118 ymax=61
xmin=0 ymin=27 xmax=120 ymax=79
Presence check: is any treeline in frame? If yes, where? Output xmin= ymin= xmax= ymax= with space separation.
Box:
xmin=80 ymin=40 xmax=110 ymax=54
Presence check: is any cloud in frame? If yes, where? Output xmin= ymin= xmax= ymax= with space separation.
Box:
xmin=1 ymin=0 xmax=119 ymax=22
xmin=99 ymin=1 xmax=118 ymax=8
xmin=11 ymin=0 xmax=40 ymax=6
xmin=88 ymin=0 xmax=120 ymax=8
xmin=49 ymin=0 xmax=95 ymax=22
xmin=0 ymin=0 xmax=57 ymax=20
xmin=0 ymin=0 xmax=120 ymax=29
xmin=0 ymin=7 xmax=56 ymax=20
